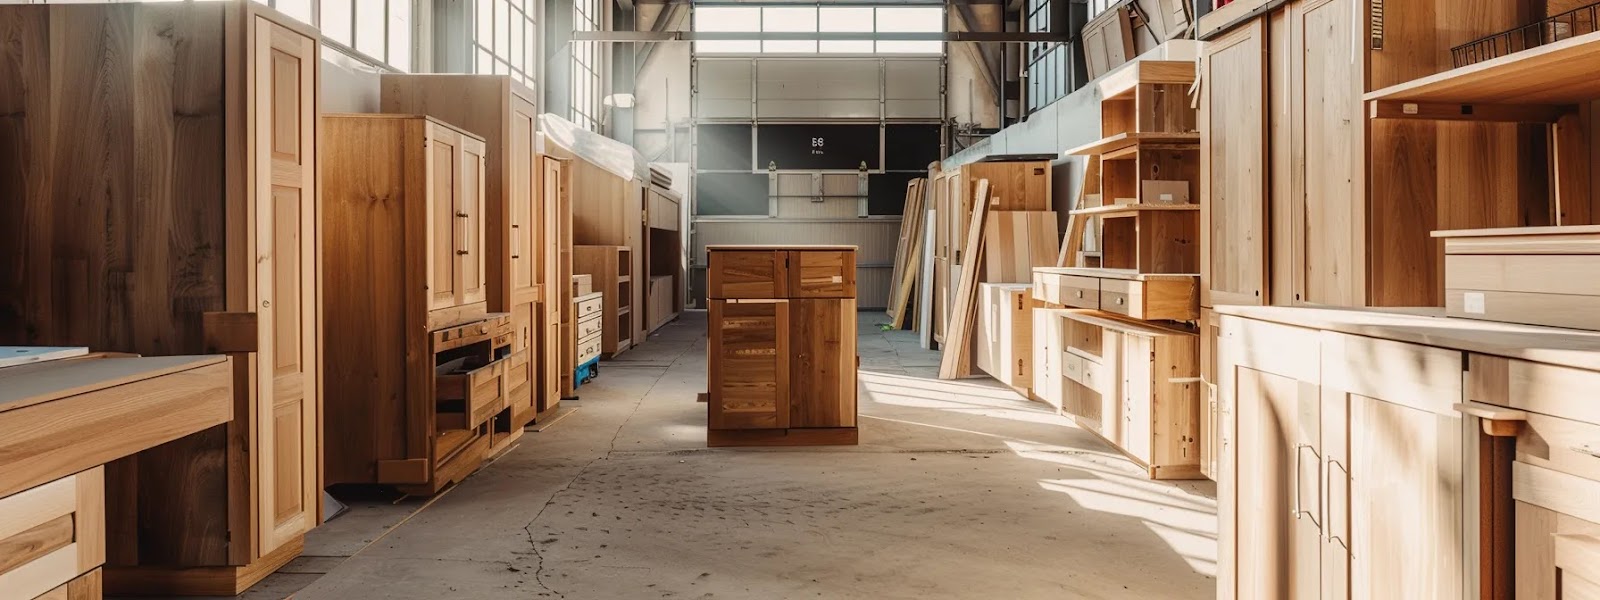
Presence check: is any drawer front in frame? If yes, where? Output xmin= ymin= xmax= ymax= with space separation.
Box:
xmin=437 ymin=360 xmax=505 ymax=426
xmin=708 ymin=250 xmax=787 ymax=299
xmin=1061 ymin=352 xmax=1086 ymax=387
xmin=1469 ymin=354 xmax=1600 ymax=426
xmin=788 ymin=250 xmax=856 ymax=298
xmin=0 ymin=468 xmax=102 ymax=600
xmin=1100 ymin=279 xmax=1132 ymax=317
xmin=575 ymin=295 xmax=604 ymax=319
xmin=577 ymin=335 xmax=603 ymax=364
xmin=1515 ymin=412 xmax=1600 ymax=485
xmin=576 ymin=314 xmax=603 ymax=340
xmin=503 ymin=349 xmax=530 ymax=393
xmin=1060 ymin=275 xmax=1099 ymax=309
xmin=1032 ymin=271 xmax=1062 ymax=305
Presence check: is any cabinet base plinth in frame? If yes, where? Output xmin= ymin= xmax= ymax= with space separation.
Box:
xmin=708 ymin=427 xmax=859 ymax=447
xmin=104 ymin=535 xmax=304 ymax=596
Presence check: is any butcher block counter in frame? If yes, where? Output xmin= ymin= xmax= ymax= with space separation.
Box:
xmin=0 ymin=354 xmax=232 ymax=600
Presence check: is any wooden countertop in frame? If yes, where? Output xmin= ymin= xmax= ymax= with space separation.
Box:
xmin=1214 ymin=305 xmax=1600 ymax=371
xmin=0 ymin=354 xmax=233 ymax=497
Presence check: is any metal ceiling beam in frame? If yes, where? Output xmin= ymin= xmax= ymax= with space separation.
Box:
xmin=573 ymin=30 xmax=1067 ymax=42
xmin=636 ymin=3 xmax=690 ymax=75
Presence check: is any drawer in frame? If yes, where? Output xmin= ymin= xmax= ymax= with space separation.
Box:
xmin=576 ymin=314 xmax=603 ymax=340
xmin=1468 ymin=354 xmax=1600 ymax=427
xmin=1061 ymin=352 xmax=1086 ymax=387
xmin=1100 ymin=279 xmax=1133 ymax=317
xmin=1065 ymin=317 xmax=1105 ymax=359
xmin=788 ymin=250 xmax=856 ymax=298
xmin=503 ymin=349 xmax=530 ymax=394
xmin=577 ymin=335 xmax=603 ymax=364
xmin=708 ymin=250 xmax=787 ymax=299
xmin=1059 ymin=275 xmax=1099 ymax=309
xmin=0 ymin=467 xmax=103 ymax=600
xmin=1514 ymin=411 xmax=1600 ymax=485
xmin=575 ymin=293 xmax=604 ymax=319
xmin=436 ymin=357 xmax=504 ymax=427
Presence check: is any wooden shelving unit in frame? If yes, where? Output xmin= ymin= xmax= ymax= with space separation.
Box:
xmin=574 ymin=245 xmax=634 ymax=357
xmin=1034 ymin=58 xmax=1202 ymax=480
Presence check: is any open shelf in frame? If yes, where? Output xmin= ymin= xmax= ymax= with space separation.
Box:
xmin=1365 ymin=30 xmax=1600 ymax=105
xmin=1070 ymin=203 xmax=1199 ymax=217
xmin=1066 ymin=132 xmax=1201 ymax=157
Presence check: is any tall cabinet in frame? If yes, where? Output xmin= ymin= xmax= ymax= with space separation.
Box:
xmin=0 ymin=2 xmax=320 ymax=594
xmin=379 ymin=74 xmax=563 ymax=428
xmin=322 ymin=115 xmax=513 ymax=496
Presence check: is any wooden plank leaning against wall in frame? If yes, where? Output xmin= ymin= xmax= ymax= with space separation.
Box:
xmin=0 ymin=1 xmax=321 ymax=595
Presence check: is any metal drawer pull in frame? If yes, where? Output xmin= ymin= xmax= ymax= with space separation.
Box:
xmin=1075 ymin=290 xmax=1084 ymax=298
xmin=1294 ymin=443 xmax=1321 ymax=527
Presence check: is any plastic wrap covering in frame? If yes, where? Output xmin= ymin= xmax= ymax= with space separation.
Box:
xmin=538 ymin=113 xmax=649 ymax=182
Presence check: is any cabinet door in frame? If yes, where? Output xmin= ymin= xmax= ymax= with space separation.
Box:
xmin=427 ymin=124 xmax=462 ymax=311
xmin=509 ymin=103 xmax=538 ymax=300
xmin=459 ymin=137 xmax=488 ymax=306
xmin=542 ymin=156 xmax=570 ymax=410
xmin=1325 ymin=333 xmax=1466 ymax=600
xmin=1200 ymin=18 xmax=1269 ymax=307
xmin=708 ymin=300 xmax=789 ymax=430
xmin=788 ymin=250 xmax=856 ymax=298
xmin=252 ymin=14 xmax=319 ymax=556
xmin=1233 ymin=366 xmax=1322 ymax=599
xmin=1289 ymin=0 xmax=1363 ymax=306
xmin=788 ymin=298 xmax=856 ymax=428
xmin=1120 ymin=334 xmax=1153 ymax=464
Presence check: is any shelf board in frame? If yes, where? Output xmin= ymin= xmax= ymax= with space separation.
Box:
xmin=1034 ymin=267 xmax=1199 ymax=281
xmin=1066 ymin=132 xmax=1201 ymax=157
xmin=1365 ymin=30 xmax=1600 ymax=105
xmin=1069 ymin=203 xmax=1200 ymax=217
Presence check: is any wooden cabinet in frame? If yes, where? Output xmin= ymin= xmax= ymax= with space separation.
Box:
xmin=380 ymin=75 xmax=555 ymax=429
xmin=706 ymin=246 xmax=858 ymax=447
xmin=543 ymin=156 xmax=573 ymax=412
xmin=573 ymin=246 xmax=635 ymax=357
xmin=323 ymin=115 xmax=511 ymax=494
xmin=975 ymin=283 xmax=1035 ymax=394
xmin=0 ymin=468 xmax=105 ymax=600
xmin=0 ymin=2 xmax=320 ymax=593
xmin=1218 ymin=307 xmax=1508 ymax=600
xmin=1200 ymin=18 xmax=1270 ymax=309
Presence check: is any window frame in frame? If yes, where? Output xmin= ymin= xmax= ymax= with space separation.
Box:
xmin=692 ymin=4 xmax=947 ymax=56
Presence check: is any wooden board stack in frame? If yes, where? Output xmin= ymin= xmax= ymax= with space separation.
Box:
xmin=886 ymin=178 xmax=929 ymax=329
xmin=1031 ymin=60 xmax=1203 ymax=480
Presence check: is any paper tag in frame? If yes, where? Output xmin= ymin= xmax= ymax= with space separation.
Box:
xmin=1463 ymin=292 xmax=1486 ymax=314
xmin=1403 ymin=103 xmax=1419 ymax=115
xmin=1159 ymin=193 xmax=1174 ymax=201
xmin=831 ymin=275 xmax=843 ymax=283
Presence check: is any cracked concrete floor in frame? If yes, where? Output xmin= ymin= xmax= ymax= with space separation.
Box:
xmin=186 ymin=311 xmax=1217 ymax=600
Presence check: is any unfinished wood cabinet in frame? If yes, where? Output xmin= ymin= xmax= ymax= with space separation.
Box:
xmin=0 ymin=468 xmax=105 ymax=600
xmin=1033 ymin=268 xmax=1199 ymax=321
xmin=975 ymin=283 xmax=1035 ymax=394
xmin=1199 ymin=19 xmax=1269 ymax=308
xmin=543 ymin=155 xmax=573 ymax=410
xmin=323 ymin=114 xmax=512 ymax=494
xmin=547 ymin=145 xmax=648 ymax=349
xmin=0 ymin=2 xmax=320 ymax=593
xmin=573 ymin=245 xmax=635 ymax=357
xmin=380 ymin=74 xmax=555 ymax=429
xmin=706 ymin=246 xmax=858 ymax=447
xmin=1052 ymin=311 xmax=1201 ymax=479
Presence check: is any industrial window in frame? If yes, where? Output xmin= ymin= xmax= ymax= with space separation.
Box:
xmin=693 ymin=5 xmax=945 ymax=55
xmin=471 ymin=0 xmax=540 ymax=89
xmin=572 ymin=0 xmax=605 ymax=131
xmin=317 ymin=0 xmax=414 ymax=72
xmin=1025 ymin=0 xmax=1068 ymax=113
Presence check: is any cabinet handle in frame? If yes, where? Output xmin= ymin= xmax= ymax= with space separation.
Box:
xmin=1453 ymin=402 xmax=1527 ymax=437
xmin=511 ymin=224 xmax=521 ymax=259
xmin=1075 ymin=290 xmax=1084 ymax=298
xmin=1115 ymin=297 xmax=1125 ymax=306
xmin=1294 ymin=444 xmax=1321 ymax=527
xmin=1326 ymin=458 xmax=1349 ymax=551
xmin=456 ymin=211 xmax=469 ymax=218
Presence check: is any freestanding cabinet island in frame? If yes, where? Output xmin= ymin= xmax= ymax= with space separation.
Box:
xmin=704 ymin=246 xmax=860 ymax=447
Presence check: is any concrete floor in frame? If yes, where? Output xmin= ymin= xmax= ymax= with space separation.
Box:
xmin=204 ymin=311 xmax=1217 ymax=599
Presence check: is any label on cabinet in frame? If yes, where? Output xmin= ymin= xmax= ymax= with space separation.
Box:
xmin=1463 ymin=292 xmax=1486 ymax=314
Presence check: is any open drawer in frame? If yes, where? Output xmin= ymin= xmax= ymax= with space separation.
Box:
xmin=436 ymin=356 xmax=505 ymax=427
xmin=1099 ymin=277 xmax=1199 ymax=321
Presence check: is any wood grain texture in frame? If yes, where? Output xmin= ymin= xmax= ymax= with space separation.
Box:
xmin=983 ymin=212 xmax=1060 ymax=284
xmin=1199 ymin=18 xmax=1268 ymax=308
xmin=0 ymin=468 xmax=104 ymax=600
xmin=938 ymin=180 xmax=993 ymax=379
xmin=545 ymin=148 xmax=646 ymax=348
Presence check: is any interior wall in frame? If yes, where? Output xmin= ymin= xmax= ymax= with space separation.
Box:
xmin=321 ymin=48 xmax=383 ymax=113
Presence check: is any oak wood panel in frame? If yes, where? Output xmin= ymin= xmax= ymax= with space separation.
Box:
xmin=0 ymin=469 xmax=103 ymax=600
xmin=708 ymin=300 xmax=790 ymax=431
xmin=788 ymin=299 xmax=857 ymax=428
xmin=1200 ymin=19 xmax=1269 ymax=307
xmin=1292 ymin=0 xmax=1364 ymax=307
xmin=707 ymin=250 xmax=788 ymax=299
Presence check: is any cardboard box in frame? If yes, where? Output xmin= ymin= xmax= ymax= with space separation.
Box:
xmin=1141 ymin=180 xmax=1191 ymax=205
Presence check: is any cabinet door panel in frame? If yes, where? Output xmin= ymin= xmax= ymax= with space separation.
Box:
xmin=1293 ymin=0 xmax=1363 ymax=306
xmin=788 ymin=250 xmax=856 ymax=298
xmin=708 ymin=300 xmax=789 ymax=430
xmin=1200 ymin=18 xmax=1269 ymax=307
xmin=788 ymin=298 xmax=856 ymax=428
xmin=253 ymin=15 xmax=318 ymax=555
xmin=460 ymin=138 xmax=488 ymax=306
xmin=1234 ymin=366 xmax=1320 ymax=600
xmin=1349 ymin=394 xmax=1464 ymax=600
xmin=428 ymin=128 xmax=461 ymax=311
xmin=510 ymin=108 xmax=538 ymax=296
xmin=708 ymin=251 xmax=787 ymax=299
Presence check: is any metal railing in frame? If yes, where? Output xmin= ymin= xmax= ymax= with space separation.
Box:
xmin=1451 ymin=2 xmax=1600 ymax=67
